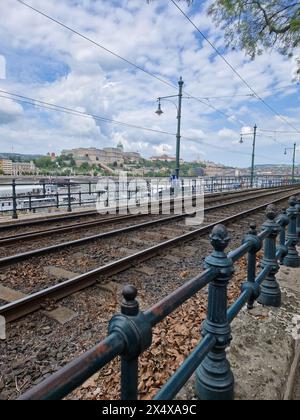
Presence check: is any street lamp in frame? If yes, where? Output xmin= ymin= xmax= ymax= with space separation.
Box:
xmin=155 ymin=77 xmax=184 ymax=179
xmin=284 ymin=143 xmax=297 ymax=182
xmin=239 ymin=124 xmax=257 ymax=188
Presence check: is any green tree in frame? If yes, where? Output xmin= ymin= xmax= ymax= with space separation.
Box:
xmin=35 ymin=156 xmax=55 ymax=169
xmin=148 ymin=1 xmax=300 ymax=78
xmin=208 ymin=1 xmax=300 ymax=66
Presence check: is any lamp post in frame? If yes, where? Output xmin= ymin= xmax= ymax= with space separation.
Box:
xmin=239 ymin=124 xmax=257 ymax=188
xmin=155 ymin=77 xmax=184 ymax=179
xmin=284 ymin=143 xmax=297 ymax=183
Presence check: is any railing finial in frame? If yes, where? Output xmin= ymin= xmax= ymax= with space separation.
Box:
xmin=121 ymin=285 xmax=138 ymax=316
xmin=288 ymin=196 xmax=297 ymax=207
xmin=210 ymin=224 xmax=230 ymax=253
xmin=249 ymin=223 xmax=257 ymax=235
xmin=265 ymin=204 xmax=277 ymax=221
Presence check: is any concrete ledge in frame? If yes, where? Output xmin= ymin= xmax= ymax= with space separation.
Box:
xmin=176 ymin=264 xmax=300 ymax=400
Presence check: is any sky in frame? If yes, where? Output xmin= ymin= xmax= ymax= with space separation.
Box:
xmin=0 ymin=0 xmax=300 ymax=168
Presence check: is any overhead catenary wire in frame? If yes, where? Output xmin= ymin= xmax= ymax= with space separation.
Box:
xmin=15 ymin=0 xmax=246 ymax=129
xmin=0 ymin=90 xmax=279 ymax=161
xmin=170 ymin=0 xmax=300 ymax=135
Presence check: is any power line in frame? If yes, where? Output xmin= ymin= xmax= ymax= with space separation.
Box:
xmin=0 ymin=91 xmax=178 ymax=136
xmin=15 ymin=0 xmax=176 ymax=91
xmin=197 ymin=83 xmax=299 ymax=101
xmin=259 ymin=128 xmax=300 ymax=135
xmin=171 ymin=0 xmax=300 ymax=134
xmin=0 ymin=92 xmax=289 ymax=163
xmin=0 ymin=90 xmax=263 ymax=158
xmin=15 ymin=0 xmax=246 ymax=128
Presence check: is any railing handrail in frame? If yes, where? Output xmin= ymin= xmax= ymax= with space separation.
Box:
xmin=16 ymin=194 xmax=300 ymax=400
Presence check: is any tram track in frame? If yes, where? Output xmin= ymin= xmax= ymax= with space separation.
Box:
xmin=0 ymin=189 xmax=298 ymax=401
xmin=0 ymin=185 xmax=289 ymax=236
xmin=0 ymin=188 xmax=298 ymax=323
xmin=0 ymin=187 xmax=296 ymax=264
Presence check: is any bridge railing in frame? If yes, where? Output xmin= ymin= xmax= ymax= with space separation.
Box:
xmin=17 ymin=196 xmax=300 ymax=400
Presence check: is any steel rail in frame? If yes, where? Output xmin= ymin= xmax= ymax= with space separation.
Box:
xmin=0 ymin=186 xmax=295 ymax=245
xmin=0 ymin=187 xmax=296 ymax=267
xmin=0 ymin=190 xmax=298 ymax=323
xmin=0 ymin=213 xmax=147 ymax=245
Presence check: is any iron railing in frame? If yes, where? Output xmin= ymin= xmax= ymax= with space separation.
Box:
xmin=18 ymin=195 xmax=300 ymax=400
xmin=0 ymin=175 xmax=299 ymax=219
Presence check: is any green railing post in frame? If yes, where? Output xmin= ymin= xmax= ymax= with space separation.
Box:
xmin=257 ymin=205 xmax=281 ymax=307
xmin=196 ymin=225 xmax=235 ymax=400
xmin=241 ymin=223 xmax=262 ymax=309
xmin=108 ymin=285 xmax=152 ymax=400
xmin=283 ymin=196 xmax=300 ymax=267
xmin=277 ymin=209 xmax=290 ymax=265
xmin=296 ymin=198 xmax=300 ymax=245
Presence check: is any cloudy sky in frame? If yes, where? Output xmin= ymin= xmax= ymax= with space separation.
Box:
xmin=0 ymin=0 xmax=299 ymax=167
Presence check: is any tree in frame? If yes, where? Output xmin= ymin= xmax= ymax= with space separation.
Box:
xmin=208 ymin=1 xmax=300 ymax=76
xmin=147 ymin=1 xmax=300 ymax=79
xmin=35 ymin=156 xmax=55 ymax=169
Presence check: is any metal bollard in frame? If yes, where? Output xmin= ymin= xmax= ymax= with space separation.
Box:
xmin=12 ymin=179 xmax=18 ymax=220
xmin=283 ymin=196 xmax=300 ymax=267
xmin=79 ymin=191 xmax=82 ymax=207
xmin=257 ymin=205 xmax=281 ymax=307
xmin=196 ymin=225 xmax=235 ymax=400
xmin=241 ymin=223 xmax=262 ymax=310
xmin=109 ymin=285 xmax=152 ymax=400
xmin=56 ymin=192 xmax=59 ymax=209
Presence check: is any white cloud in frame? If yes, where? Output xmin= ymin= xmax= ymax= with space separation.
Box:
xmin=0 ymin=0 xmax=299 ymax=167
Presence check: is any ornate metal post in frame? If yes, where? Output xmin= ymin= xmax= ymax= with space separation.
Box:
xmin=242 ymin=223 xmax=262 ymax=310
xmin=296 ymin=198 xmax=300 ymax=245
xmin=283 ymin=196 xmax=300 ymax=267
xmin=196 ymin=225 xmax=235 ymax=400
xmin=12 ymin=179 xmax=18 ymax=220
xmin=257 ymin=205 xmax=281 ymax=307
xmin=277 ymin=209 xmax=290 ymax=265
xmin=109 ymin=285 xmax=152 ymax=400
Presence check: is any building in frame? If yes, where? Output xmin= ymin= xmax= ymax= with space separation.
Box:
xmin=0 ymin=159 xmax=13 ymax=175
xmin=0 ymin=159 xmax=36 ymax=175
xmin=150 ymin=155 xmax=184 ymax=163
xmin=124 ymin=152 xmax=141 ymax=163
xmin=202 ymin=161 xmax=237 ymax=177
xmin=61 ymin=145 xmax=141 ymax=168
xmin=12 ymin=161 xmax=36 ymax=175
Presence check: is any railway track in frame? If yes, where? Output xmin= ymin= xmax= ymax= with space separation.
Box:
xmin=0 ymin=188 xmax=298 ymax=323
xmin=0 ymin=187 xmax=296 ymax=265
xmin=0 ymin=189 xmax=299 ymax=400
